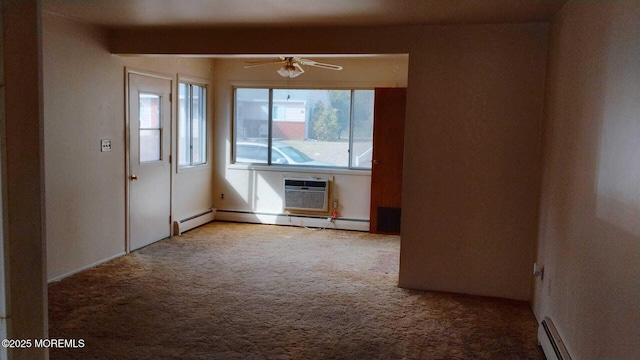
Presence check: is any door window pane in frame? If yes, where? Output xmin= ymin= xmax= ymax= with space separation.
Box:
xmin=139 ymin=93 xmax=160 ymax=128
xmin=140 ymin=129 xmax=161 ymax=162
xmin=139 ymin=93 xmax=161 ymax=163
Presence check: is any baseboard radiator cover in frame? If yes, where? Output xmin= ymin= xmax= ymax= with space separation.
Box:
xmin=538 ymin=317 xmax=572 ymax=360
xmin=215 ymin=209 xmax=369 ymax=232
xmin=173 ymin=208 xmax=217 ymax=235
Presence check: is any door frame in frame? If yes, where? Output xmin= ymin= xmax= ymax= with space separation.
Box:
xmin=125 ymin=68 xmax=175 ymax=253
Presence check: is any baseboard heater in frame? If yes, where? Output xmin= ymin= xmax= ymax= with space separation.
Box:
xmin=538 ymin=317 xmax=572 ymax=360
xmin=173 ymin=208 xmax=217 ymax=235
xmin=215 ymin=210 xmax=370 ymax=232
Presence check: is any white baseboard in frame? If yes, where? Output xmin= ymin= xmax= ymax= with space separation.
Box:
xmin=173 ymin=208 xmax=217 ymax=235
xmin=215 ymin=210 xmax=370 ymax=232
xmin=48 ymin=251 xmax=126 ymax=283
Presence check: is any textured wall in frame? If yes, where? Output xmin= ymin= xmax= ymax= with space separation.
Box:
xmin=533 ymin=2 xmax=640 ymax=358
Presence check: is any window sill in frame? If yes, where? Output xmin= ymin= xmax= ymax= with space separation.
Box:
xmin=177 ymin=163 xmax=210 ymax=174
xmin=227 ymin=163 xmax=371 ymax=176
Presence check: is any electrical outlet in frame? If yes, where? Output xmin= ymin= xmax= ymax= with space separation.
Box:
xmin=333 ymin=200 xmax=338 ymax=209
xmin=220 ymin=193 xmax=224 ymax=199
xmin=101 ymin=139 xmax=112 ymax=152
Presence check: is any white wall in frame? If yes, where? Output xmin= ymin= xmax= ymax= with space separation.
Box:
xmin=44 ymin=13 xmax=124 ymax=281
xmin=533 ymin=2 xmax=640 ymax=358
xmin=43 ymin=13 xmax=213 ymax=280
xmin=212 ymin=56 xmax=408 ymax=228
xmin=399 ymin=24 xmax=548 ymax=301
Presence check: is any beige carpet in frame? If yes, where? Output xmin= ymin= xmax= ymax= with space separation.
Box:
xmin=48 ymin=222 xmax=544 ymax=359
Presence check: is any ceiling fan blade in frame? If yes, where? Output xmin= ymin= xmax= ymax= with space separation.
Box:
xmin=244 ymin=60 xmax=284 ymax=69
xmin=295 ymin=58 xmax=343 ymax=71
xmin=292 ymin=63 xmax=305 ymax=75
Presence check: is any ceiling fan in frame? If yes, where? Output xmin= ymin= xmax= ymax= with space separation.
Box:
xmin=244 ymin=56 xmax=343 ymax=78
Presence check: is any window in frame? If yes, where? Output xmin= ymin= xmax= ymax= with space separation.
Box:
xmin=139 ymin=93 xmax=162 ymax=163
xmin=233 ymin=88 xmax=374 ymax=169
xmin=178 ymin=82 xmax=207 ymax=167
xmin=272 ymin=105 xmax=285 ymax=121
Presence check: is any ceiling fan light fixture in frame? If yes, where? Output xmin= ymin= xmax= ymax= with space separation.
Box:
xmin=277 ymin=64 xmax=303 ymax=78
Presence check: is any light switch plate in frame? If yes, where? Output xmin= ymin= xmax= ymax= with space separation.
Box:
xmin=101 ymin=139 xmax=112 ymax=152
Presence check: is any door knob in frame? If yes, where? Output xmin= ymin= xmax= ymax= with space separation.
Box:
xmin=373 ymin=160 xmax=379 ymax=164
xmin=130 ymin=174 xmax=139 ymax=181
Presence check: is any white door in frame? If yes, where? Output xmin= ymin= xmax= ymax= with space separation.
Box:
xmin=128 ymin=73 xmax=172 ymax=251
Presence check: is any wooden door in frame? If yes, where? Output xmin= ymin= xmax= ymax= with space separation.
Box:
xmin=128 ymin=72 xmax=172 ymax=251
xmin=370 ymin=88 xmax=407 ymax=234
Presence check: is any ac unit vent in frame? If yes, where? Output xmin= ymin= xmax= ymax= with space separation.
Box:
xmin=283 ymin=178 xmax=329 ymax=212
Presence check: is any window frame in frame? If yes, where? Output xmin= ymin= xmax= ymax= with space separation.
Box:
xmin=177 ymin=75 xmax=209 ymax=171
xmin=232 ymin=86 xmax=375 ymax=171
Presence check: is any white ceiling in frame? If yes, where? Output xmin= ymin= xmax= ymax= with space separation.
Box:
xmin=42 ymin=0 xmax=566 ymax=28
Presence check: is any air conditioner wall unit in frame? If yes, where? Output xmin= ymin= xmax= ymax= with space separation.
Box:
xmin=283 ymin=178 xmax=329 ymax=212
